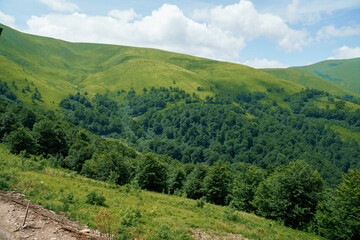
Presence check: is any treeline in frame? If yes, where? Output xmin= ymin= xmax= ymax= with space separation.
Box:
xmin=285 ymin=89 xmax=360 ymax=124
xmin=0 ymin=99 xmax=137 ymax=181
xmin=0 ymin=88 xmax=359 ymax=238
xmin=60 ymin=87 xmax=360 ymax=187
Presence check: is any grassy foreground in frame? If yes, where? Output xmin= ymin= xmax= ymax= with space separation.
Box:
xmin=0 ymin=144 xmax=324 ymax=240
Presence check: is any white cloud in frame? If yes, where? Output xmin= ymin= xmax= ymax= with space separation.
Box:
xmin=108 ymin=9 xmax=140 ymax=22
xmin=286 ymin=0 xmax=321 ymax=25
xmin=25 ymin=5 xmax=245 ymax=61
xmin=286 ymin=0 xmax=300 ymax=24
xmin=0 ymin=11 xmax=16 ymax=28
xmin=316 ymin=25 xmax=360 ymax=41
xmin=243 ymin=58 xmax=288 ymax=69
xmin=38 ymin=0 xmax=79 ymax=13
xmin=329 ymin=45 xmax=360 ymax=59
xmin=193 ymin=0 xmax=310 ymax=51
xmin=285 ymin=0 xmax=360 ymax=25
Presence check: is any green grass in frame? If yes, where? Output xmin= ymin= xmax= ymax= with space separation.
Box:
xmin=330 ymin=125 xmax=360 ymax=145
xmin=262 ymin=68 xmax=359 ymax=98
xmin=0 ymin=23 xmax=303 ymax=110
xmin=308 ymin=96 xmax=360 ymax=111
xmin=0 ymin=144 xmax=324 ymax=240
xmin=293 ymin=58 xmax=360 ymax=95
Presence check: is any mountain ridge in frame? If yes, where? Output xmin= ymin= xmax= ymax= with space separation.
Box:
xmin=0 ymin=23 xmax=304 ymax=109
xmin=261 ymin=67 xmax=359 ymax=97
xmin=292 ymin=58 xmax=360 ymax=95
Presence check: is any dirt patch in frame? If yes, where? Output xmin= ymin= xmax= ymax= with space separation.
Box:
xmin=191 ymin=228 xmax=252 ymax=240
xmin=0 ymin=190 xmax=105 ymax=240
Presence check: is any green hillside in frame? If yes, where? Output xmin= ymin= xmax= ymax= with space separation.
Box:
xmin=0 ymin=144 xmax=324 ymax=240
xmin=1 ymin=23 xmax=360 ymax=240
xmin=0 ymin=23 xmax=303 ymax=109
xmin=262 ymin=68 xmax=359 ymax=97
xmin=293 ymin=58 xmax=360 ymax=95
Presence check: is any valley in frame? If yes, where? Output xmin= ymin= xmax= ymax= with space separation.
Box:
xmin=0 ymin=23 xmax=360 ymax=239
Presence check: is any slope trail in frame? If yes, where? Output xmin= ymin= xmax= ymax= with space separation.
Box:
xmin=0 ymin=190 xmax=104 ymax=240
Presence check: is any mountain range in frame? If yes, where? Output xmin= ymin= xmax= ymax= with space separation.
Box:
xmin=1 ymin=23 xmax=360 ymax=240
xmin=1 ymin=23 xmax=359 ymax=111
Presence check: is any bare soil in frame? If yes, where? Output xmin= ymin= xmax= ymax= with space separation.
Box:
xmin=0 ymin=190 xmax=254 ymax=240
xmin=0 ymin=190 xmax=105 ymax=240
xmin=191 ymin=228 xmax=252 ymax=240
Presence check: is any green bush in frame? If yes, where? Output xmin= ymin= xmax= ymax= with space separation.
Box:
xmin=0 ymin=172 xmax=11 ymax=191
xmin=85 ymin=190 xmax=106 ymax=206
xmin=196 ymin=198 xmax=205 ymax=208
xmin=113 ymin=226 xmax=133 ymax=240
xmin=121 ymin=207 xmax=142 ymax=227
xmin=223 ymin=206 xmax=239 ymax=222
xmin=0 ymin=178 xmax=10 ymax=191
xmin=22 ymin=157 xmax=46 ymax=171
xmin=6 ymin=127 xmax=36 ymax=154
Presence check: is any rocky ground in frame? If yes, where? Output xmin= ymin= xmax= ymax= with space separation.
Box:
xmin=0 ymin=191 xmax=104 ymax=240
xmin=191 ymin=228 xmax=251 ymax=240
xmin=0 ymin=190 xmax=253 ymax=240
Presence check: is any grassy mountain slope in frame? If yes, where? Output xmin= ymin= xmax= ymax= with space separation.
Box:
xmin=262 ymin=68 xmax=359 ymax=97
xmin=0 ymin=24 xmax=303 ymax=110
xmin=0 ymin=144 xmax=324 ymax=240
xmin=293 ymin=58 xmax=360 ymax=95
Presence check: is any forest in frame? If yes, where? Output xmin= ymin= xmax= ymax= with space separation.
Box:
xmin=59 ymin=87 xmax=360 ymax=187
xmin=1 ymin=81 xmax=360 ymax=239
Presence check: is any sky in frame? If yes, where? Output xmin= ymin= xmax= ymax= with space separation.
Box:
xmin=0 ymin=0 xmax=360 ymax=68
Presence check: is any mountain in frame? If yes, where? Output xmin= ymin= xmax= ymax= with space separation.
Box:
xmin=0 ymin=23 xmax=302 ymax=109
xmin=262 ymin=68 xmax=359 ymax=97
xmin=293 ymin=58 xmax=360 ymax=95
xmin=1 ymin=23 xmax=360 ymax=239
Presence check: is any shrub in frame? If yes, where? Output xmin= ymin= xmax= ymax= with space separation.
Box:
xmin=0 ymin=178 xmax=10 ymax=191
xmin=96 ymin=210 xmax=115 ymax=240
xmin=0 ymin=172 xmax=11 ymax=191
xmin=61 ymin=192 xmax=74 ymax=204
xmin=85 ymin=190 xmax=106 ymax=206
xmin=120 ymin=207 xmax=142 ymax=227
xmin=113 ymin=226 xmax=132 ymax=240
xmin=196 ymin=198 xmax=205 ymax=208
xmin=223 ymin=206 xmax=239 ymax=222
xmin=6 ymin=128 xmax=36 ymax=154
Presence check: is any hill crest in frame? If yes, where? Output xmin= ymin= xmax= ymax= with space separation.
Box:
xmin=0 ymin=23 xmax=303 ymax=109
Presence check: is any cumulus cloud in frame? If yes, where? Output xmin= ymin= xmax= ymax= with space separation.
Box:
xmin=316 ymin=25 xmax=360 ymax=41
xmin=193 ymin=0 xmax=310 ymax=51
xmin=0 ymin=11 xmax=16 ymax=28
xmin=243 ymin=58 xmax=288 ymax=69
xmin=38 ymin=0 xmax=79 ymax=13
xmin=329 ymin=46 xmax=360 ymax=59
xmin=25 ymin=4 xmax=245 ymax=61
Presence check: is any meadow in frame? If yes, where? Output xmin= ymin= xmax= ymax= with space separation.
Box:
xmin=0 ymin=144 xmax=324 ymax=240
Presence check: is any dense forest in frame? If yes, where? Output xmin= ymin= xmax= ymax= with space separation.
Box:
xmin=59 ymin=87 xmax=360 ymax=187
xmin=1 ymin=81 xmax=360 ymax=239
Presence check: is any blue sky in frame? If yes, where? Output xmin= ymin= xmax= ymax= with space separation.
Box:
xmin=1 ymin=0 xmax=360 ymax=68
